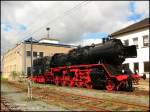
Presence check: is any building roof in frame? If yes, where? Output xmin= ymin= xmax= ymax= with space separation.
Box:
xmin=24 ymin=37 xmax=75 ymax=48
xmin=25 ymin=41 xmax=76 ymax=48
xmin=24 ymin=37 xmax=39 ymax=43
xmin=39 ymin=37 xmax=60 ymax=41
xmin=111 ymin=18 xmax=150 ymax=37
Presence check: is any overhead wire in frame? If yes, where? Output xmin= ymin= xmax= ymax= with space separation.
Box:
xmin=3 ymin=1 xmax=91 ymax=54
xmin=2 ymin=1 xmax=91 ymax=55
xmin=18 ymin=1 xmax=91 ymax=42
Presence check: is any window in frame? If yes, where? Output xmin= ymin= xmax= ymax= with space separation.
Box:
xmin=26 ymin=51 xmax=31 ymax=56
xmin=144 ymin=62 xmax=149 ymax=72
xmin=27 ymin=67 xmax=31 ymax=76
xmin=33 ymin=52 xmax=37 ymax=57
xmin=143 ymin=35 xmax=149 ymax=47
xmin=134 ymin=62 xmax=139 ymax=73
xmin=124 ymin=40 xmax=129 ymax=46
xmin=123 ymin=63 xmax=129 ymax=68
xmin=133 ymin=38 xmax=138 ymax=48
xmin=39 ymin=52 xmax=43 ymax=57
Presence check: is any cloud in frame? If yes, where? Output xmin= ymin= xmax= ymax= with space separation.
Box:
xmin=70 ymin=38 xmax=102 ymax=46
xmin=1 ymin=1 xmax=149 ymax=55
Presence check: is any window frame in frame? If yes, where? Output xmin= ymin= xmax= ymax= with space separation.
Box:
xmin=33 ymin=51 xmax=37 ymax=57
xmin=133 ymin=62 xmax=139 ymax=73
xmin=124 ymin=40 xmax=129 ymax=46
xmin=27 ymin=67 xmax=31 ymax=76
xmin=123 ymin=63 xmax=129 ymax=68
xmin=26 ymin=51 xmax=31 ymax=57
xmin=143 ymin=35 xmax=149 ymax=47
xmin=144 ymin=61 xmax=149 ymax=73
xmin=39 ymin=52 xmax=44 ymax=57
xmin=133 ymin=37 xmax=138 ymax=48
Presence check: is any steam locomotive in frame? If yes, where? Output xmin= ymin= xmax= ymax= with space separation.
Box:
xmin=30 ymin=38 xmax=140 ymax=91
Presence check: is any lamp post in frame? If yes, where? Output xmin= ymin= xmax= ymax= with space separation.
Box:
xmin=46 ymin=27 xmax=50 ymax=38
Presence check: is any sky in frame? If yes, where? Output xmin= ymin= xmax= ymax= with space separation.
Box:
xmin=1 ymin=1 xmax=149 ymax=55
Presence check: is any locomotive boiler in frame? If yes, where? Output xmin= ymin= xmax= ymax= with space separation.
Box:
xmin=31 ymin=38 xmax=140 ymax=91
xmin=50 ymin=38 xmax=137 ymax=67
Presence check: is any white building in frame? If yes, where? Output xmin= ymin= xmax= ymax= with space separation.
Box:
xmin=111 ymin=18 xmax=149 ymax=78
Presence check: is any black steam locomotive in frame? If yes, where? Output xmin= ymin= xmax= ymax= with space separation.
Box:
xmin=31 ymin=38 xmax=139 ymax=91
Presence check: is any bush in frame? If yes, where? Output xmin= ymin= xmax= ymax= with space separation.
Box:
xmin=1 ymin=76 xmax=8 ymax=81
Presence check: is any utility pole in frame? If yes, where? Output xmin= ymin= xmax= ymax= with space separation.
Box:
xmin=27 ymin=37 xmax=33 ymax=100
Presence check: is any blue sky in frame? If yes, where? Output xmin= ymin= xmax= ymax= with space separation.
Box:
xmin=81 ymin=32 xmax=108 ymax=39
xmin=18 ymin=24 xmax=27 ymax=31
xmin=1 ymin=22 xmax=27 ymax=32
xmin=1 ymin=22 xmax=12 ymax=32
xmin=127 ymin=1 xmax=143 ymax=21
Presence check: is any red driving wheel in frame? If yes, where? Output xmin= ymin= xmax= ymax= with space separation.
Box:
xmin=62 ymin=76 xmax=67 ymax=86
xmin=69 ymin=79 xmax=75 ymax=87
xmin=65 ymin=76 xmax=70 ymax=86
xmin=77 ymin=81 xmax=83 ymax=88
xmin=55 ymin=76 xmax=59 ymax=86
xmin=106 ymin=80 xmax=115 ymax=91
xmin=85 ymin=82 xmax=93 ymax=89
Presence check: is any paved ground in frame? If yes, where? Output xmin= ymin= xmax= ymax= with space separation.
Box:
xmin=1 ymin=82 xmax=68 ymax=111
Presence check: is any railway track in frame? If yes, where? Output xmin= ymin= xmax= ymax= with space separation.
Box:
xmin=1 ymin=97 xmax=21 ymax=112
xmin=7 ymin=82 xmax=107 ymax=111
xmin=38 ymin=87 xmax=149 ymax=111
xmin=4 ymin=81 xmax=149 ymax=111
xmin=6 ymin=80 xmax=149 ymax=96
xmin=35 ymin=89 xmax=107 ymax=111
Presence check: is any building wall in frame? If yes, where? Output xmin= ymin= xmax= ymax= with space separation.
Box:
xmin=2 ymin=43 xmax=24 ymax=79
xmin=2 ymin=43 xmax=72 ymax=79
xmin=114 ymin=28 xmax=149 ymax=78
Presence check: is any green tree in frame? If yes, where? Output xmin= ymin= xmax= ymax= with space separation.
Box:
xmin=11 ymin=71 xmax=18 ymax=80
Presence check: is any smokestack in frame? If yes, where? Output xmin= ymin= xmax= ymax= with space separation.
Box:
xmin=106 ymin=38 xmax=109 ymax=42
xmin=102 ymin=38 xmax=106 ymax=44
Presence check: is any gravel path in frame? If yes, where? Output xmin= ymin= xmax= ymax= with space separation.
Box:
xmin=134 ymin=79 xmax=149 ymax=91
xmin=1 ymin=82 xmax=68 ymax=111
xmin=31 ymin=80 xmax=149 ymax=107
xmin=1 ymin=79 xmax=149 ymax=111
